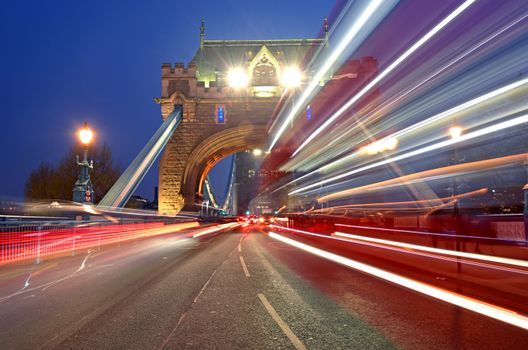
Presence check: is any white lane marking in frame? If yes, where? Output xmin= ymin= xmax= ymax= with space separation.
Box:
xmin=239 ymin=256 xmax=251 ymax=278
xmin=193 ymin=269 xmax=218 ymax=303
xmin=238 ymin=243 xmax=242 ymax=252
xmin=0 ymin=254 xmax=92 ymax=303
xmin=269 ymin=232 xmax=528 ymax=330
xmin=160 ymin=247 xmax=231 ymax=350
xmin=41 ymin=253 xmax=91 ymax=291
xmin=22 ymin=273 xmax=32 ymax=290
xmin=257 ymin=293 xmax=307 ymax=350
xmin=159 ymin=312 xmax=188 ymax=350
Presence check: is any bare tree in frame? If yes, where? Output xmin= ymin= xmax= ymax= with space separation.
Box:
xmin=24 ymin=142 xmax=121 ymax=203
xmin=24 ymin=162 xmax=56 ymax=200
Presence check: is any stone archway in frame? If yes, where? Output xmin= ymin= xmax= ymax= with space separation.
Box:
xmin=181 ymin=124 xmax=267 ymax=208
xmin=157 ymin=94 xmax=272 ymax=215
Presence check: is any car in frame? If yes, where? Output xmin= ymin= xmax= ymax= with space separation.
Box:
xmin=258 ymin=214 xmax=274 ymax=225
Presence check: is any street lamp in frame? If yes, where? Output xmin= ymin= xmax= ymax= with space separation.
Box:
xmin=281 ymin=66 xmax=303 ymax=88
xmin=448 ymin=125 xmax=463 ymax=271
xmin=72 ymin=122 xmax=95 ymax=204
xmin=227 ymin=68 xmax=249 ymax=89
xmin=360 ymin=137 xmax=398 ymax=155
xmin=449 ymin=126 xmax=463 ymax=139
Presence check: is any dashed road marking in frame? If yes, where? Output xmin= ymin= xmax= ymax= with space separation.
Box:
xmin=257 ymin=293 xmax=307 ymax=350
xmin=239 ymin=256 xmax=251 ymax=277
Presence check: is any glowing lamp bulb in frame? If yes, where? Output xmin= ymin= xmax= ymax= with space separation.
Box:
xmin=78 ymin=127 xmax=94 ymax=145
xmin=449 ymin=126 xmax=463 ymax=139
xmin=227 ymin=68 xmax=249 ymax=89
xmin=281 ymin=66 xmax=303 ymax=88
xmin=385 ymin=137 xmax=398 ymax=150
xmin=253 ymin=148 xmax=263 ymax=156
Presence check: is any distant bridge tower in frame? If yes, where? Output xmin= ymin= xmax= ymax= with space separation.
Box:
xmin=156 ymin=22 xmax=324 ymax=215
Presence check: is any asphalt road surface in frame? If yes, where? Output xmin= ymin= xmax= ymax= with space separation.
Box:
xmin=0 ymin=224 xmax=526 ymax=349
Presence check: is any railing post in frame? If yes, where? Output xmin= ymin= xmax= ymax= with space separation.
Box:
xmin=36 ymin=225 xmax=42 ymax=264
xmin=72 ymin=222 xmax=76 ymax=257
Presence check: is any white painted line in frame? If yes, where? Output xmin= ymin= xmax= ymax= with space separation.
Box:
xmin=194 ymin=269 xmax=218 ymax=303
xmin=269 ymin=232 xmax=528 ymax=330
xmin=257 ymin=293 xmax=307 ymax=350
xmin=159 ymin=312 xmax=187 ymax=350
xmin=160 ymin=267 xmax=219 ymax=349
xmin=239 ymin=256 xmax=251 ymax=278
xmin=238 ymin=243 xmax=242 ymax=252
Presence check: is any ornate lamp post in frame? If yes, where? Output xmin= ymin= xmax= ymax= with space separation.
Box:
xmin=72 ymin=122 xmax=94 ymax=204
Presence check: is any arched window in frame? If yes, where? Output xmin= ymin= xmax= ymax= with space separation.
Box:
xmin=252 ymin=53 xmax=278 ymax=86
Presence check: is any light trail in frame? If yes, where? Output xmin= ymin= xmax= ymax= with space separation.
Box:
xmin=192 ymin=223 xmax=240 ymax=238
xmin=334 ymin=231 xmax=528 ymax=269
xmin=270 ymin=225 xmax=528 ymax=274
xmin=290 ymin=114 xmax=528 ymax=197
xmin=284 ymin=13 xmax=528 ymax=173
xmin=268 ymin=0 xmax=388 ymax=152
xmin=0 ymin=222 xmax=200 ymax=264
xmin=335 ymin=223 xmax=524 ymax=243
xmin=268 ymin=231 xmax=528 ymax=330
xmin=290 ymin=0 xmax=477 ymax=158
xmin=276 ymin=77 xmax=528 ymax=196
xmin=311 ymin=188 xmax=487 ymax=212
xmin=315 ymin=154 xmax=524 ymax=201
xmin=271 ymin=224 xmax=528 ymax=276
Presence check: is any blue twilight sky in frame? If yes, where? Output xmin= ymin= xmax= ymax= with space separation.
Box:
xmin=0 ymin=0 xmax=333 ymax=202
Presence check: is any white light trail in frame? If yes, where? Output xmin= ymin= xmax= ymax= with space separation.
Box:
xmin=334 ymin=232 xmax=528 ymax=268
xmin=269 ymin=231 xmax=528 ymax=330
xmin=192 ymin=223 xmax=240 ymax=238
xmin=275 ymin=59 xmax=528 ymax=194
xmin=291 ymin=0 xmax=477 ymax=158
xmin=290 ymin=113 xmax=528 ymax=196
xmin=270 ymin=225 xmax=527 ymax=274
xmin=268 ymin=0 xmax=386 ymax=152
xmin=334 ymin=223 xmax=514 ymax=242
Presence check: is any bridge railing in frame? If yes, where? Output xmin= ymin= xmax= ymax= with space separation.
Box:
xmin=0 ymin=216 xmax=197 ymax=265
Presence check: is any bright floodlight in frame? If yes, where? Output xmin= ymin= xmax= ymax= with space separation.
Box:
xmin=281 ymin=66 xmax=303 ymax=88
xmin=253 ymin=148 xmax=263 ymax=156
xmin=78 ymin=126 xmax=94 ymax=145
xmin=385 ymin=137 xmax=398 ymax=150
xmin=227 ymin=68 xmax=249 ymax=89
xmin=361 ymin=137 xmax=398 ymax=155
xmin=449 ymin=126 xmax=463 ymax=139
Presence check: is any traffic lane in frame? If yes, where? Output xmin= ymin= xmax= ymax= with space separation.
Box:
xmin=55 ymin=231 xmax=241 ymax=350
xmin=0 ymin=226 xmax=239 ymax=349
xmin=166 ymin=226 xmax=394 ymax=349
xmin=261 ymin=228 xmax=528 ymax=350
xmin=269 ymin=226 xmax=528 ymax=315
xmin=162 ymin=228 xmax=297 ymax=350
xmin=246 ymin=228 xmax=396 ymax=349
xmin=0 ymin=223 xmax=204 ymax=300
xmin=0 ymin=222 xmax=235 ymax=298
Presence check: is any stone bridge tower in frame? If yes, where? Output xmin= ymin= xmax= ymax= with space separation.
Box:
xmin=157 ymin=25 xmax=323 ymax=215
